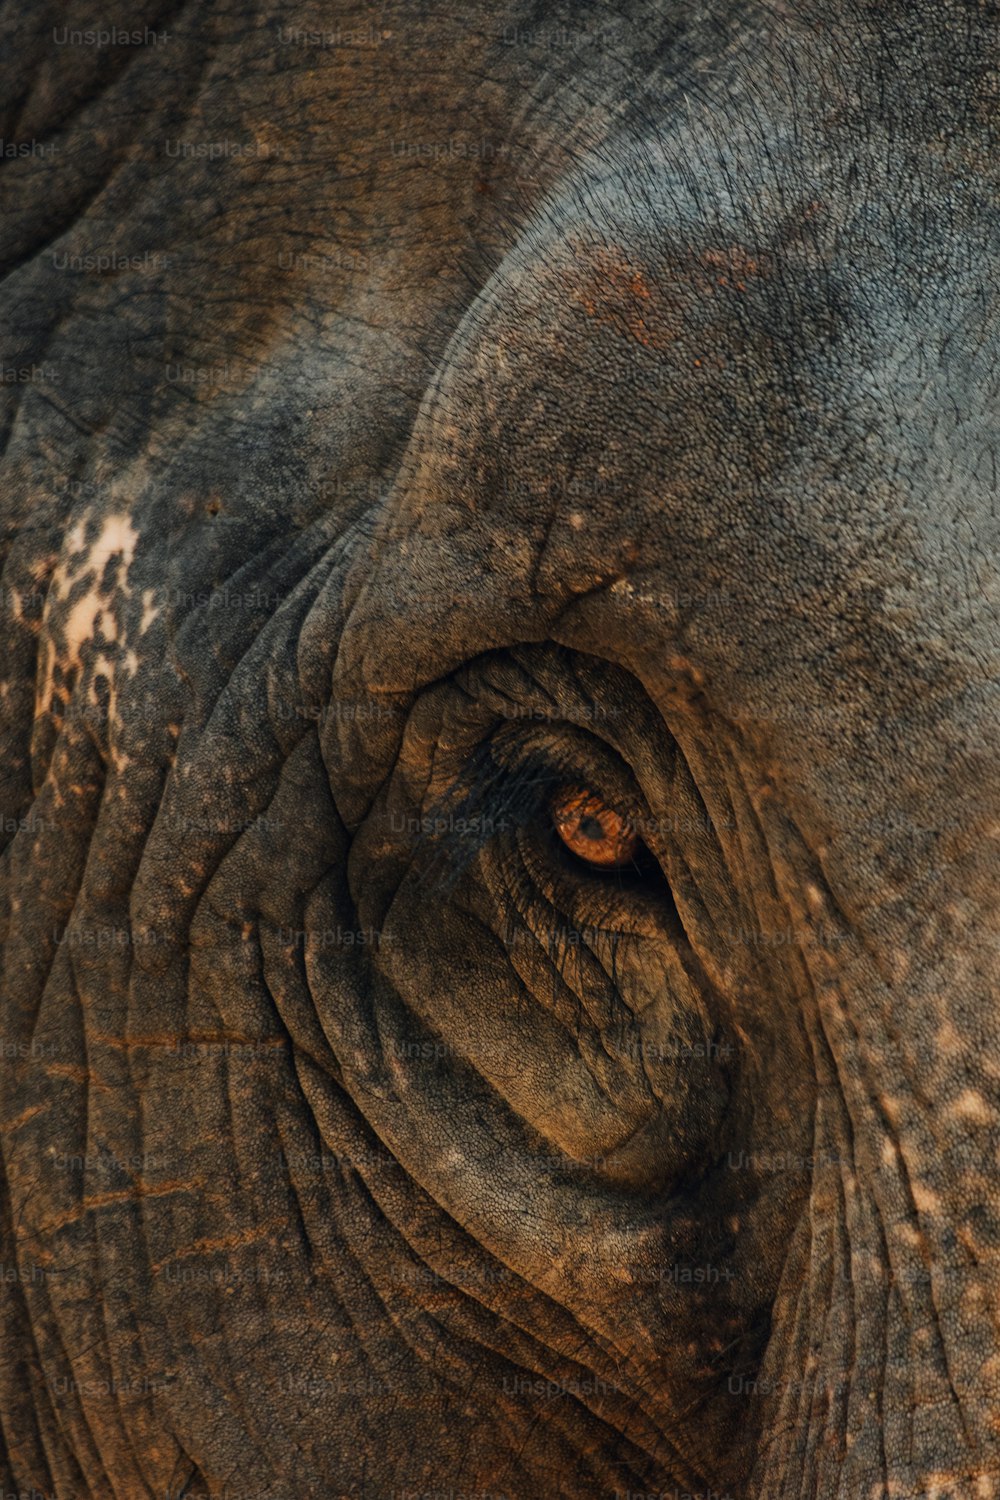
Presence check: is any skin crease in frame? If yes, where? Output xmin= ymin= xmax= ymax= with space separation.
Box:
xmin=1 ymin=0 xmax=999 ymax=1497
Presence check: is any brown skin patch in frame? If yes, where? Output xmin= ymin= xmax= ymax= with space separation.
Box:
xmin=576 ymin=247 xmax=674 ymax=349
xmin=90 ymin=1030 xmax=287 ymax=1051
xmin=151 ymin=1220 xmax=291 ymax=1275
xmin=574 ymin=243 xmax=769 ymax=352
xmin=1 ymin=1102 xmax=49 ymax=1133
xmin=40 ymin=1180 xmax=212 ymax=1235
xmin=699 ymin=244 xmax=770 ymax=292
xmin=42 ymin=1063 xmax=112 ymax=1089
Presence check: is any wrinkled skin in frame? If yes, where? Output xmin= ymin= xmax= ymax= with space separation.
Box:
xmin=2 ymin=0 xmax=999 ymax=1496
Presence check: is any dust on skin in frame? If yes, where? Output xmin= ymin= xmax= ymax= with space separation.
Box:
xmin=573 ymin=242 xmax=769 ymax=351
xmin=575 ymin=246 xmax=665 ymax=348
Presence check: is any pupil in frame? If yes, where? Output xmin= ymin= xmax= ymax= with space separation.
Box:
xmin=579 ymin=815 xmax=607 ymax=842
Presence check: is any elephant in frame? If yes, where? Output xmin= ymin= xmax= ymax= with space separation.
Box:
xmin=2 ymin=0 xmax=999 ymax=1494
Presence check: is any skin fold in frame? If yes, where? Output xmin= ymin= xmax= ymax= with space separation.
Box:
xmin=1 ymin=1 xmax=998 ymax=1495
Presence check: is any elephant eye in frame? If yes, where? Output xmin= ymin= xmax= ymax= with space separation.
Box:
xmin=549 ymin=785 xmax=643 ymax=870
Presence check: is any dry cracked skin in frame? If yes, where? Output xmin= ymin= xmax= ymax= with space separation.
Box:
xmin=1 ymin=1 xmax=999 ymax=1496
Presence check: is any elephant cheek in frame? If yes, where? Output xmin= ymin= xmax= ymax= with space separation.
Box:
xmin=748 ymin=867 xmax=1000 ymax=1497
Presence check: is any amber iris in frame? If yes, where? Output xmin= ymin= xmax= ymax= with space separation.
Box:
xmin=550 ymin=786 xmax=642 ymax=869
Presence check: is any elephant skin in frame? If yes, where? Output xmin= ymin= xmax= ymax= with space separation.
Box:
xmin=1 ymin=1 xmax=999 ymax=1496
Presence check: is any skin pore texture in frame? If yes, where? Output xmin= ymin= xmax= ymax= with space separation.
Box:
xmin=1 ymin=0 xmax=999 ymax=1496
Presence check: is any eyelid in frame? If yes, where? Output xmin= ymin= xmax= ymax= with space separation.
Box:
xmin=417 ymin=727 xmax=648 ymax=888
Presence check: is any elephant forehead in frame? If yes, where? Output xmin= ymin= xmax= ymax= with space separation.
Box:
xmin=339 ymin=150 xmax=1000 ymax=861
xmin=359 ymin=262 xmax=997 ymax=630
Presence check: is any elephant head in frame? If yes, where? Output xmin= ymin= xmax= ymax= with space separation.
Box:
xmin=1 ymin=1 xmax=998 ymax=1496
